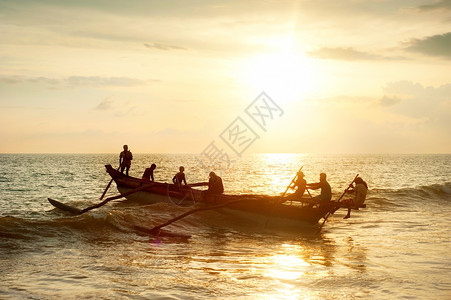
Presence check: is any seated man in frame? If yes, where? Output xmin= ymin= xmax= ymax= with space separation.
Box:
xmin=172 ymin=166 xmax=187 ymax=187
xmin=207 ymin=171 xmax=224 ymax=194
xmin=142 ymin=164 xmax=156 ymax=182
xmin=342 ymin=177 xmax=368 ymax=219
xmin=306 ymin=173 xmax=332 ymax=203
xmin=202 ymin=171 xmax=224 ymax=201
xmin=286 ymin=171 xmax=307 ymax=201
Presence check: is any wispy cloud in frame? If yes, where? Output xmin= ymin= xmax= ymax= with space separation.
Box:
xmin=379 ymin=95 xmax=402 ymax=107
xmin=380 ymin=81 xmax=451 ymax=126
xmin=0 ymin=76 xmax=149 ymax=87
xmin=144 ymin=42 xmax=187 ymax=51
xmin=94 ymin=98 xmax=114 ymax=111
xmin=66 ymin=76 xmax=146 ymax=87
xmin=307 ymin=47 xmax=404 ymax=61
xmin=406 ymin=32 xmax=451 ymax=59
xmin=417 ymin=0 xmax=451 ymax=12
xmin=93 ymin=97 xmax=139 ymax=118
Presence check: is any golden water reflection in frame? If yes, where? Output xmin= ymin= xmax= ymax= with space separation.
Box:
xmin=260 ymin=243 xmax=316 ymax=299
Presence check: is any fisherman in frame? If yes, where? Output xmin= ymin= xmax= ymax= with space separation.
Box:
xmin=342 ymin=177 xmax=368 ymax=219
xmin=287 ymin=170 xmax=307 ymax=200
xmin=172 ymin=166 xmax=187 ymax=187
xmin=201 ymin=171 xmax=224 ymax=202
xmin=207 ymin=171 xmax=224 ymax=195
xmin=307 ymin=173 xmax=331 ymax=203
xmin=142 ymin=163 xmax=156 ymax=182
xmin=119 ymin=145 xmax=133 ymax=176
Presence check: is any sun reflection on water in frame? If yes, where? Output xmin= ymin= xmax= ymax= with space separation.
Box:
xmin=260 ymin=243 xmax=315 ymax=299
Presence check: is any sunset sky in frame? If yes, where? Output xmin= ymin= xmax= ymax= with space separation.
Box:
xmin=1 ymin=0 xmax=450 ymax=154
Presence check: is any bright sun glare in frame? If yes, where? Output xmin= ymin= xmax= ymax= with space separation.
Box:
xmin=241 ymin=36 xmax=321 ymax=103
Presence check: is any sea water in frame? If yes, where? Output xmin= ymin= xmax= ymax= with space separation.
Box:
xmin=0 ymin=153 xmax=450 ymax=299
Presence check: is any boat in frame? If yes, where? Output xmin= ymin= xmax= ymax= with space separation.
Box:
xmin=104 ymin=164 xmax=365 ymax=227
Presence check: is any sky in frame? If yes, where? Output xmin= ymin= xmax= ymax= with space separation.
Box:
xmin=0 ymin=0 xmax=450 ymax=154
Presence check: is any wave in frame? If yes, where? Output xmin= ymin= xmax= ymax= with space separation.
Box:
xmin=363 ymin=182 xmax=451 ymax=212
xmin=1 ymin=199 xmax=320 ymax=243
xmin=373 ymin=182 xmax=450 ymax=200
xmin=0 ymin=202 xmax=213 ymax=242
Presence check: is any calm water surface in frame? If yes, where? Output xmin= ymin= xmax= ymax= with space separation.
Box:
xmin=0 ymin=153 xmax=450 ymax=299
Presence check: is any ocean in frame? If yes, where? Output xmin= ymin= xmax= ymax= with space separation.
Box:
xmin=0 ymin=153 xmax=450 ymax=299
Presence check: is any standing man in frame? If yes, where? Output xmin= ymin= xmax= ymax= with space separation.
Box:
xmin=119 ymin=145 xmax=133 ymax=176
xmin=307 ymin=173 xmax=331 ymax=203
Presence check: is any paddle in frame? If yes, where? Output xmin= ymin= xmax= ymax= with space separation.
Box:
xmin=143 ymin=197 xmax=260 ymax=236
xmin=99 ymin=166 xmax=121 ymax=200
xmin=99 ymin=179 xmax=114 ymax=200
xmin=316 ymin=174 xmax=359 ymax=232
xmin=264 ymin=165 xmax=303 ymax=227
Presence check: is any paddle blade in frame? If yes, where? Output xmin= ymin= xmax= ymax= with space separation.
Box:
xmin=133 ymin=225 xmax=191 ymax=239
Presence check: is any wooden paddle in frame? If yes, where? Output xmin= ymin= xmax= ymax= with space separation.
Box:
xmin=263 ymin=165 xmax=303 ymax=227
xmin=143 ymin=197 xmax=259 ymax=236
xmin=316 ymin=174 xmax=359 ymax=232
xmin=98 ymin=166 xmax=122 ymax=200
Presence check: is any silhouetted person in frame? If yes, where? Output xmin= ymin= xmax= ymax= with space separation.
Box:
xmin=119 ymin=145 xmax=133 ymax=176
xmin=307 ymin=173 xmax=331 ymax=203
xmin=287 ymin=170 xmax=307 ymax=200
xmin=142 ymin=163 xmax=156 ymax=182
xmin=172 ymin=166 xmax=187 ymax=187
xmin=342 ymin=177 xmax=368 ymax=219
xmin=202 ymin=171 xmax=224 ymax=202
xmin=207 ymin=171 xmax=224 ymax=195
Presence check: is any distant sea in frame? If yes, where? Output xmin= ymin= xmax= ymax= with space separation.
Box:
xmin=1 ymin=153 xmax=450 ymax=299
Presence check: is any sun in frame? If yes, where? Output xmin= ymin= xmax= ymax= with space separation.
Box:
xmin=239 ymin=38 xmax=321 ymax=103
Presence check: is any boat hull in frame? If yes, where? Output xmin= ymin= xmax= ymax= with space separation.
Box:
xmin=105 ymin=165 xmax=331 ymax=226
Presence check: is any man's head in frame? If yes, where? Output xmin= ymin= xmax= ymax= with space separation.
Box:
xmin=179 ymin=166 xmax=185 ymax=172
xmin=320 ymin=173 xmax=327 ymax=182
xmin=123 ymin=145 xmax=128 ymax=151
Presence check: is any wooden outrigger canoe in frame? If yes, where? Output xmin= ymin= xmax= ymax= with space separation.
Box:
xmin=105 ymin=165 xmax=364 ymax=227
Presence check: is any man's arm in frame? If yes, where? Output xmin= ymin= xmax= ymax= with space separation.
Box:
xmin=307 ymin=182 xmax=321 ymax=190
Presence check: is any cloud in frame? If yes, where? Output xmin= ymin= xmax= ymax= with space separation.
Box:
xmin=65 ymin=76 xmax=146 ymax=87
xmin=378 ymin=95 xmax=402 ymax=107
xmin=0 ymin=76 xmax=148 ymax=87
xmin=406 ymin=32 xmax=451 ymax=58
xmin=0 ymin=76 xmax=60 ymax=85
xmin=307 ymin=47 xmax=404 ymax=61
xmin=417 ymin=0 xmax=451 ymax=11
xmin=94 ymin=98 xmax=114 ymax=111
xmin=380 ymin=81 xmax=451 ymax=127
xmin=93 ymin=97 xmax=139 ymax=118
xmin=144 ymin=42 xmax=187 ymax=51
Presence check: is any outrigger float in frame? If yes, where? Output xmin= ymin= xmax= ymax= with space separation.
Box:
xmin=48 ymin=164 xmax=366 ymax=235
